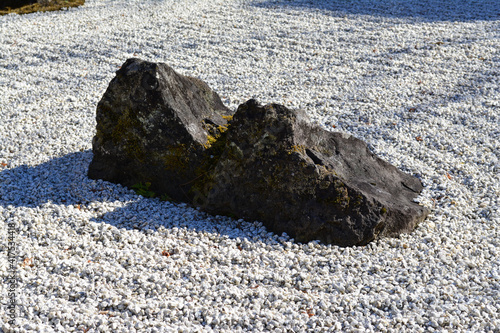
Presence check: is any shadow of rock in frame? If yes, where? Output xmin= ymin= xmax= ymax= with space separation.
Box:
xmin=0 ymin=150 xmax=267 ymax=243
xmin=0 ymin=150 xmax=98 ymax=208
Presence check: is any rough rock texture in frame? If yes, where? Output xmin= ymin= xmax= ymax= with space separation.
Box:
xmin=196 ymin=100 xmax=429 ymax=246
xmin=89 ymin=59 xmax=429 ymax=246
xmin=88 ymin=58 xmax=232 ymax=202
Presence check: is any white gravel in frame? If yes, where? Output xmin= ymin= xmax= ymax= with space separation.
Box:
xmin=1 ymin=0 xmax=499 ymax=332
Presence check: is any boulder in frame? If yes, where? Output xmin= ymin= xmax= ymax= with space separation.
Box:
xmin=198 ymin=99 xmax=429 ymax=246
xmin=89 ymin=58 xmax=429 ymax=246
xmin=88 ymin=58 xmax=232 ymax=202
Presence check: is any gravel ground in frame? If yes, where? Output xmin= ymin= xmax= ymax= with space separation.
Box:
xmin=0 ymin=0 xmax=499 ymax=332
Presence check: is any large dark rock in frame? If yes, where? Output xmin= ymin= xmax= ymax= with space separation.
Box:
xmin=88 ymin=58 xmax=232 ymax=202
xmin=89 ymin=58 xmax=429 ymax=246
xmin=198 ymin=99 xmax=429 ymax=246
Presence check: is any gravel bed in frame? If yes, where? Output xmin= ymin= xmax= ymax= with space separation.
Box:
xmin=0 ymin=0 xmax=499 ymax=332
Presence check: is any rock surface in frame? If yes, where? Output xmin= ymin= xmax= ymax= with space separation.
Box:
xmin=88 ymin=58 xmax=232 ymax=202
xmin=199 ymin=99 xmax=430 ymax=246
xmin=89 ymin=59 xmax=429 ymax=246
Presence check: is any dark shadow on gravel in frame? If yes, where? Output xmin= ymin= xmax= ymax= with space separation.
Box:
xmin=252 ymin=0 xmax=500 ymax=22
xmin=0 ymin=150 xmax=265 ymax=242
xmin=0 ymin=150 xmax=108 ymax=208
xmin=88 ymin=197 xmax=259 ymax=242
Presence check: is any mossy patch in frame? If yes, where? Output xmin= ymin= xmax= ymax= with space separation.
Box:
xmin=189 ymin=117 xmax=234 ymax=203
xmin=161 ymin=144 xmax=189 ymax=170
xmin=318 ymin=180 xmax=350 ymax=209
xmin=288 ymin=144 xmax=305 ymax=155
xmin=110 ymin=108 xmax=147 ymax=162
xmin=131 ymin=182 xmax=155 ymax=198
xmin=353 ymin=194 xmax=363 ymax=208
xmin=132 ymin=182 xmax=172 ymax=201
xmin=0 ymin=0 xmax=85 ymax=15
xmin=204 ymin=135 xmax=218 ymax=149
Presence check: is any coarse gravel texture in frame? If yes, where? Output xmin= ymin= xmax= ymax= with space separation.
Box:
xmin=0 ymin=0 xmax=499 ymax=332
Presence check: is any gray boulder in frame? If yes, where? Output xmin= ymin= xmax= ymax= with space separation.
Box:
xmin=89 ymin=58 xmax=429 ymax=246
xmin=88 ymin=58 xmax=232 ymax=202
xmin=198 ymin=99 xmax=429 ymax=246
